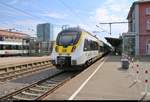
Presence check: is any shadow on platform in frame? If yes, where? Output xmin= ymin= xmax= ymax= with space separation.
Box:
xmin=117 ymin=67 xmax=128 ymax=72
xmin=105 ymin=55 xmax=122 ymax=62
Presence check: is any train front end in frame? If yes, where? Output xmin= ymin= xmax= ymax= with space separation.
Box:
xmin=51 ymin=29 xmax=82 ymax=69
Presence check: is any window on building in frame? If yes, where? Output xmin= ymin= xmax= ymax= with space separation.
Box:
xmin=145 ymin=8 xmax=150 ymax=15
xmin=146 ymin=19 xmax=150 ymax=30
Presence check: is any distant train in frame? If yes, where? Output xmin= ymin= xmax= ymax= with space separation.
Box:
xmin=0 ymin=30 xmax=30 ymax=57
xmin=51 ymin=27 xmax=111 ymax=70
xmin=0 ymin=42 xmax=29 ymax=56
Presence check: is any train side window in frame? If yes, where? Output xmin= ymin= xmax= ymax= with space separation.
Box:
xmin=0 ymin=45 xmax=3 ymax=50
xmin=90 ymin=41 xmax=97 ymax=50
xmin=84 ymin=39 xmax=88 ymax=51
xmin=96 ymin=42 xmax=98 ymax=50
xmin=100 ymin=46 xmax=104 ymax=52
xmin=19 ymin=46 xmax=22 ymax=50
xmin=0 ymin=36 xmax=4 ymax=41
xmin=93 ymin=41 xmax=97 ymax=50
xmin=5 ymin=45 xmax=11 ymax=50
xmin=16 ymin=45 xmax=19 ymax=50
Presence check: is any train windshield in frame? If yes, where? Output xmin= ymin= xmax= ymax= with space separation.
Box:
xmin=57 ymin=32 xmax=81 ymax=46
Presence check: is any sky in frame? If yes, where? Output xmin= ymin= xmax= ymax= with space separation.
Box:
xmin=0 ymin=0 xmax=137 ymax=43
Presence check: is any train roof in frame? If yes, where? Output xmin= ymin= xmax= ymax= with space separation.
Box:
xmin=60 ymin=27 xmax=101 ymax=41
xmin=60 ymin=27 xmax=87 ymax=33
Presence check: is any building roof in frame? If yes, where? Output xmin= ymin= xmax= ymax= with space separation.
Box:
xmin=127 ymin=0 xmax=150 ymax=19
xmin=0 ymin=30 xmax=30 ymax=38
xmin=105 ymin=37 xmax=122 ymax=48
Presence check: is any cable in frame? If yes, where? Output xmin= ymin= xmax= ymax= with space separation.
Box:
xmin=57 ymin=0 xmax=110 ymax=36
xmin=57 ymin=0 xmax=89 ymax=27
xmin=0 ymin=2 xmax=44 ymax=20
xmin=96 ymin=25 xmax=110 ymax=34
xmin=0 ymin=1 xmax=70 ymax=35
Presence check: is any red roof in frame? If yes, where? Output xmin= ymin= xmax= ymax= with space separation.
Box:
xmin=0 ymin=30 xmax=30 ymax=38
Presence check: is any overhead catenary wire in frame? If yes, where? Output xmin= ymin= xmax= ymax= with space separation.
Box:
xmin=0 ymin=1 xmax=69 ymax=33
xmin=99 ymin=21 xmax=128 ymax=35
xmin=57 ymin=0 xmax=89 ymax=28
xmin=57 ymin=0 xmax=112 ymax=35
xmin=96 ymin=25 xmax=110 ymax=34
xmin=0 ymin=2 xmax=45 ymax=20
xmin=0 ymin=2 xmax=44 ymax=33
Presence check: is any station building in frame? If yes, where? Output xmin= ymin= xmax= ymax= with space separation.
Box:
xmin=123 ymin=0 xmax=150 ymax=56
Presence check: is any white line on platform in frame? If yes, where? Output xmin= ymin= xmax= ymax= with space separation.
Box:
xmin=68 ymin=57 xmax=107 ymax=100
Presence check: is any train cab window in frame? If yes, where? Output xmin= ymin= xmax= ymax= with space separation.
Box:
xmin=57 ymin=32 xmax=81 ymax=46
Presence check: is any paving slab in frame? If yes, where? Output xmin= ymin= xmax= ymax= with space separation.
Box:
xmin=44 ymin=56 xmax=149 ymax=100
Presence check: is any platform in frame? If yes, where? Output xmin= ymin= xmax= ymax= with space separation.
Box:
xmin=44 ymin=55 xmax=148 ymax=100
xmin=0 ymin=56 xmax=50 ymax=67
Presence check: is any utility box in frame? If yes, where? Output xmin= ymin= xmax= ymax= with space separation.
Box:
xmin=121 ymin=58 xmax=129 ymax=69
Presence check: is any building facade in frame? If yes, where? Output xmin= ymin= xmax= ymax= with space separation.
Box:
xmin=37 ymin=23 xmax=53 ymax=42
xmin=124 ymin=0 xmax=150 ymax=56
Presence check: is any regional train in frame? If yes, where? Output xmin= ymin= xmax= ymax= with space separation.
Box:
xmin=0 ymin=43 xmax=29 ymax=56
xmin=50 ymin=27 xmax=110 ymax=70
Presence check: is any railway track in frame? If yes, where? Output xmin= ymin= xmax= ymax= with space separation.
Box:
xmin=0 ymin=71 xmax=80 ymax=100
xmin=0 ymin=60 xmax=53 ymax=81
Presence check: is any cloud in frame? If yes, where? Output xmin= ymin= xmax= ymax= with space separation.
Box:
xmin=105 ymin=0 xmax=129 ymax=11
xmin=15 ymin=19 xmax=44 ymax=26
xmin=42 ymin=11 xmax=67 ymax=19
xmin=8 ymin=0 xmax=19 ymax=5
xmin=94 ymin=7 xmax=126 ymax=23
xmin=7 ymin=0 xmax=27 ymax=5
xmin=78 ymin=24 xmax=90 ymax=30
xmin=93 ymin=0 xmax=130 ymax=23
xmin=88 ymin=0 xmax=131 ymax=38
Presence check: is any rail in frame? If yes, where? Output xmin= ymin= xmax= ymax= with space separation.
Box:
xmin=0 ymin=71 xmax=80 ymax=100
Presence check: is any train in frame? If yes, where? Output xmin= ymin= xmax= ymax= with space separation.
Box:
xmin=50 ymin=27 xmax=111 ymax=70
xmin=0 ymin=42 xmax=29 ymax=56
xmin=0 ymin=30 xmax=30 ymax=57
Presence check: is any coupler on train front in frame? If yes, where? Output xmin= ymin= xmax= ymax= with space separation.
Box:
xmin=51 ymin=56 xmax=83 ymax=71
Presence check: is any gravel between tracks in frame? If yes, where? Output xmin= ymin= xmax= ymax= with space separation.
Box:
xmin=0 ymin=67 xmax=59 ymax=97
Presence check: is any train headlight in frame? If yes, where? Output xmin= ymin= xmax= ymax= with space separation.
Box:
xmin=71 ymin=46 xmax=76 ymax=52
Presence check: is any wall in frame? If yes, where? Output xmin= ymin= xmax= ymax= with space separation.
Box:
xmin=139 ymin=3 xmax=150 ymax=55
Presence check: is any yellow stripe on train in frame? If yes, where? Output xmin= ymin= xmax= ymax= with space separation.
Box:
xmin=56 ymin=45 xmax=73 ymax=55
